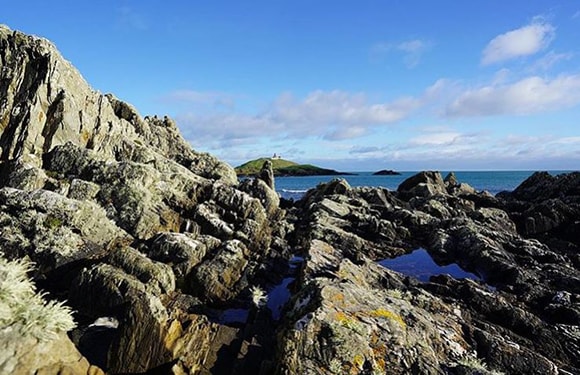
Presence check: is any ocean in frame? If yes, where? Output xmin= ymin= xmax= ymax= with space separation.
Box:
xmin=275 ymin=170 xmax=575 ymax=201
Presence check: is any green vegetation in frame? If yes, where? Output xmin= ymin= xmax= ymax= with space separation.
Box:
xmin=235 ymin=157 xmax=297 ymax=175
xmin=0 ymin=256 xmax=76 ymax=341
xmin=235 ymin=157 xmax=350 ymax=176
xmin=43 ymin=215 xmax=63 ymax=229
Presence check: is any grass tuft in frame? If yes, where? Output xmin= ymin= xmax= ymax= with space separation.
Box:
xmin=0 ymin=256 xmax=76 ymax=341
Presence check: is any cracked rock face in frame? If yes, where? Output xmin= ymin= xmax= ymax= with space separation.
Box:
xmin=0 ymin=25 xmax=289 ymax=374
xmin=2 ymin=24 xmax=580 ymax=375
xmin=0 ymin=25 xmax=236 ymax=184
xmin=276 ymin=172 xmax=579 ymax=374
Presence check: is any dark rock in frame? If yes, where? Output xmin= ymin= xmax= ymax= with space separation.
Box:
xmin=444 ymin=172 xmax=458 ymax=186
xmin=504 ymin=171 xmax=580 ymax=202
xmin=373 ymin=169 xmax=401 ymax=176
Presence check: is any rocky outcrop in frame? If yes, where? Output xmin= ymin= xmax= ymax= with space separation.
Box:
xmin=0 ymin=25 xmax=290 ymax=374
xmin=397 ymin=170 xmax=447 ymax=199
xmin=0 ymin=25 xmax=236 ymax=184
xmin=275 ymin=172 xmax=580 ymax=374
xmin=2 ymin=25 xmax=580 ymax=375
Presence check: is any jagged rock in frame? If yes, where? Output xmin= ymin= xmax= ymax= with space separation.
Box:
xmin=189 ymin=239 xmax=250 ymax=303
xmin=281 ymin=171 xmax=580 ymax=374
xmin=106 ymin=246 xmax=176 ymax=294
xmin=240 ymin=177 xmax=281 ymax=218
xmin=0 ymin=187 xmax=130 ymax=273
xmin=44 ymin=142 xmax=211 ymax=240
xmin=277 ymin=256 xmax=475 ymax=374
xmin=3 ymin=25 xmax=580 ymax=375
xmin=444 ymin=171 xmax=459 ymax=186
xmin=147 ymin=232 xmax=207 ymax=280
xmin=69 ymin=262 xmax=172 ymax=373
xmin=0 ymin=330 xmax=103 ymax=375
xmin=397 ymin=171 xmax=447 ymax=200
xmin=0 ymin=25 xmax=237 ymax=184
xmin=441 ymin=172 xmax=477 ymax=196
xmin=503 ymin=171 xmax=580 ymax=202
xmin=259 ymin=159 xmax=275 ymax=190
xmin=67 ymin=178 xmax=100 ymax=200
xmin=0 ymin=156 xmax=47 ymax=190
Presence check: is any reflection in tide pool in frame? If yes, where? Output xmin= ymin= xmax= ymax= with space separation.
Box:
xmin=266 ymin=277 xmax=294 ymax=321
xmin=378 ymin=248 xmax=480 ymax=283
xmin=219 ymin=308 xmax=249 ymax=324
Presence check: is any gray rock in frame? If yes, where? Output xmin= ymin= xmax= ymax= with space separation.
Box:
xmin=0 ymin=187 xmax=130 ymax=271
xmin=258 ymin=159 xmax=275 ymax=190
xmin=0 ymin=25 xmax=236 ymax=184
xmin=147 ymin=232 xmax=207 ymax=279
xmin=397 ymin=171 xmax=447 ymax=200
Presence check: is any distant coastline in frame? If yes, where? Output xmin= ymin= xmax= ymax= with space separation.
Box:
xmin=235 ymin=157 xmax=355 ymax=177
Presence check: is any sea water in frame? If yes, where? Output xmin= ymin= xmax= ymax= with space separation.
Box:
xmin=274 ymin=171 xmax=578 ymax=285
xmin=378 ymin=248 xmax=481 ymax=283
xmin=275 ymin=170 xmax=574 ymax=200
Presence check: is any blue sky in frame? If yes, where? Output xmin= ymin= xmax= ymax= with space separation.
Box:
xmin=3 ymin=1 xmax=580 ymax=170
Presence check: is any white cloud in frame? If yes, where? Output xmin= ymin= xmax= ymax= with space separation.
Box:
xmin=335 ymin=133 xmax=580 ymax=171
xmin=481 ymin=18 xmax=554 ymax=65
xmin=272 ymin=90 xmax=420 ymax=128
xmin=370 ymin=39 xmax=430 ymax=68
xmin=176 ymin=88 xmax=432 ymax=148
xmin=409 ymin=132 xmax=464 ymax=146
xmin=350 ymin=146 xmax=382 ymax=155
xmin=446 ymin=74 xmax=580 ymax=117
xmin=552 ymin=136 xmax=580 ymax=144
xmin=397 ymin=39 xmax=428 ymax=68
xmin=530 ymin=51 xmax=573 ymax=71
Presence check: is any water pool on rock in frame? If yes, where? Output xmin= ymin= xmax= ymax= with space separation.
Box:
xmin=378 ymin=248 xmax=481 ymax=283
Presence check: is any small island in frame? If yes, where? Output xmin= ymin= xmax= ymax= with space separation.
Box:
xmin=373 ymin=169 xmax=402 ymax=176
xmin=235 ymin=156 xmax=355 ymax=177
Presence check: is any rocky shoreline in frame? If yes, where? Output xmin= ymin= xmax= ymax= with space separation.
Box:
xmin=1 ymin=25 xmax=579 ymax=375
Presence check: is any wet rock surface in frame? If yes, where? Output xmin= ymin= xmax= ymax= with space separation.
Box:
xmin=1 ymin=25 xmax=579 ymax=375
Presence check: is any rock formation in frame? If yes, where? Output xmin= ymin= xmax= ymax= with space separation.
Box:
xmin=1 ymin=25 xmax=579 ymax=375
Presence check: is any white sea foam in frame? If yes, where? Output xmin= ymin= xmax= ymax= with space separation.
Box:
xmin=281 ymin=189 xmax=308 ymax=193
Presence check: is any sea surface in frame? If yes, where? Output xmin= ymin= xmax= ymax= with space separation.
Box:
xmin=275 ymin=170 xmax=574 ymax=201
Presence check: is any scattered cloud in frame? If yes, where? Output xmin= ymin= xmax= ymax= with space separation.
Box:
xmin=370 ymin=39 xmax=430 ymax=68
xmin=552 ymin=136 xmax=580 ymax=144
xmin=272 ymin=90 xmax=421 ymax=129
xmin=530 ymin=51 xmax=574 ymax=71
xmin=491 ymin=68 xmax=511 ymax=85
xmin=573 ymin=11 xmax=580 ymax=19
xmin=409 ymin=132 xmax=469 ymax=146
xmin=397 ymin=39 xmax=429 ymax=68
xmin=481 ymin=17 xmax=554 ymax=65
xmin=446 ymin=74 xmax=580 ymax=117
xmin=176 ymin=87 xmax=438 ymax=148
xmin=332 ymin=133 xmax=580 ymax=171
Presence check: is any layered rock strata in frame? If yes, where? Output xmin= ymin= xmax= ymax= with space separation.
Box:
xmin=1 ymin=25 xmax=579 ymax=375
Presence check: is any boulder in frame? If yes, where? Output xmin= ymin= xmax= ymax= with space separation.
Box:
xmin=397 ymin=171 xmax=447 ymax=200
xmin=0 ymin=187 xmax=130 ymax=274
xmin=505 ymin=171 xmax=580 ymax=202
xmin=259 ymin=159 xmax=275 ymax=190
